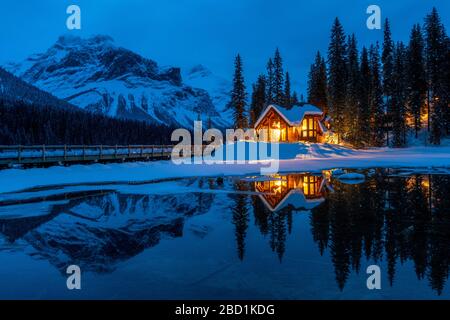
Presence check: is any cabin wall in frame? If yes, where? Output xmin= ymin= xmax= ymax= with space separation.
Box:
xmin=255 ymin=109 xmax=324 ymax=143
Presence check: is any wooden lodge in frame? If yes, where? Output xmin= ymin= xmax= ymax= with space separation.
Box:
xmin=254 ymin=104 xmax=330 ymax=143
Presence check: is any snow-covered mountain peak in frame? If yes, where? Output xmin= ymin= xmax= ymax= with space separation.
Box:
xmin=183 ymin=64 xmax=231 ymax=116
xmin=4 ymin=35 xmax=233 ymax=128
xmin=186 ymin=64 xmax=213 ymax=78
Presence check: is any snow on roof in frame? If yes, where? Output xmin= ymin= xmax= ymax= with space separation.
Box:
xmin=254 ymin=104 xmax=323 ymax=128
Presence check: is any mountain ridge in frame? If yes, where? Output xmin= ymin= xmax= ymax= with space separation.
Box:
xmin=5 ymin=35 xmax=232 ymax=128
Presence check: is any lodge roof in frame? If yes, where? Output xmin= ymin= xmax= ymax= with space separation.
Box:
xmin=254 ymin=104 xmax=324 ymax=128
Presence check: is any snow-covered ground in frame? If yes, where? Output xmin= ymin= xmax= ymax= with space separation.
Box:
xmin=0 ymin=142 xmax=449 ymax=194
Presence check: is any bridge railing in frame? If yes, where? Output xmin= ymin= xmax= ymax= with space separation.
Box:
xmin=0 ymin=144 xmax=179 ymax=165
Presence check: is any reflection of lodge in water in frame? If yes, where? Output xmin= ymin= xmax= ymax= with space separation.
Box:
xmin=255 ymin=173 xmax=328 ymax=212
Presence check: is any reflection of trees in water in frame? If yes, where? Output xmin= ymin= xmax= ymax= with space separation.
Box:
xmin=234 ymin=171 xmax=450 ymax=294
xmin=252 ymin=195 xmax=293 ymax=262
xmin=229 ymin=182 xmax=250 ymax=261
xmin=309 ymin=171 xmax=450 ymax=294
xmin=231 ymin=181 xmax=293 ymax=262
xmin=269 ymin=211 xmax=288 ymax=262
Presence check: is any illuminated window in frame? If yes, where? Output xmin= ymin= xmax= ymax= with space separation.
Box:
xmin=300 ymin=117 xmax=318 ymax=139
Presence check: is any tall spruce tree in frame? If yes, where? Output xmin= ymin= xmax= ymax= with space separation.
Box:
xmin=358 ymin=47 xmax=371 ymax=145
xmin=327 ymin=18 xmax=347 ymax=142
xmin=291 ymin=91 xmax=299 ymax=106
xmin=284 ymin=71 xmax=292 ymax=108
xmin=345 ymin=34 xmax=360 ymax=144
xmin=273 ymin=48 xmax=285 ymax=105
xmin=425 ymin=7 xmax=447 ymax=145
xmin=391 ymin=42 xmax=408 ymax=147
xmin=266 ymin=58 xmax=275 ymax=105
xmin=382 ymin=18 xmax=395 ymax=146
xmin=249 ymin=75 xmax=267 ymax=126
xmin=369 ymin=43 xmax=385 ymax=146
xmin=407 ymin=24 xmax=427 ymax=138
xmin=231 ymin=54 xmax=248 ymax=129
xmin=307 ymin=51 xmax=328 ymax=113
xmin=445 ymin=35 xmax=450 ymax=135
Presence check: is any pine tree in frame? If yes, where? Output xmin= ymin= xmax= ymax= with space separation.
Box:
xmin=391 ymin=42 xmax=408 ymax=147
xmin=327 ymin=18 xmax=347 ymax=142
xmin=230 ymin=54 xmax=248 ymax=129
xmin=425 ymin=7 xmax=447 ymax=145
xmin=345 ymin=34 xmax=360 ymax=144
xmin=266 ymin=58 xmax=275 ymax=104
xmin=273 ymin=48 xmax=285 ymax=105
xmin=369 ymin=43 xmax=385 ymax=147
xmin=445 ymin=35 xmax=450 ymax=135
xmin=284 ymin=71 xmax=292 ymax=108
xmin=307 ymin=51 xmax=328 ymax=113
xmin=406 ymin=24 xmax=427 ymax=138
xmin=249 ymin=75 xmax=267 ymax=126
xmin=358 ymin=47 xmax=371 ymax=145
xmin=382 ymin=18 xmax=395 ymax=146
xmin=291 ymin=91 xmax=299 ymax=106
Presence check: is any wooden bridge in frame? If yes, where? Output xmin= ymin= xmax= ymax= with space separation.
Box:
xmin=0 ymin=145 xmax=182 ymax=168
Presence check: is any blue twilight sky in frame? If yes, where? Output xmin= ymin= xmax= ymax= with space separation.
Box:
xmin=0 ymin=0 xmax=449 ymax=94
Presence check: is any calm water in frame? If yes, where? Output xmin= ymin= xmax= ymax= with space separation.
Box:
xmin=0 ymin=168 xmax=449 ymax=299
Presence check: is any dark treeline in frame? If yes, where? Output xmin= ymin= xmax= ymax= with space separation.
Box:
xmin=309 ymin=8 xmax=450 ymax=146
xmin=229 ymin=172 xmax=450 ymax=294
xmin=0 ymin=99 xmax=174 ymax=145
xmin=230 ymin=7 xmax=449 ymax=147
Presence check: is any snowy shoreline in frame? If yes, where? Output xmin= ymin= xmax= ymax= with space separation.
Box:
xmin=1 ymin=144 xmax=450 ymax=194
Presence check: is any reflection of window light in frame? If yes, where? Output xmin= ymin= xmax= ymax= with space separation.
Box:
xmin=304 ymin=183 xmax=309 ymax=195
xmin=421 ymin=179 xmax=430 ymax=189
xmin=272 ymin=179 xmax=286 ymax=194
